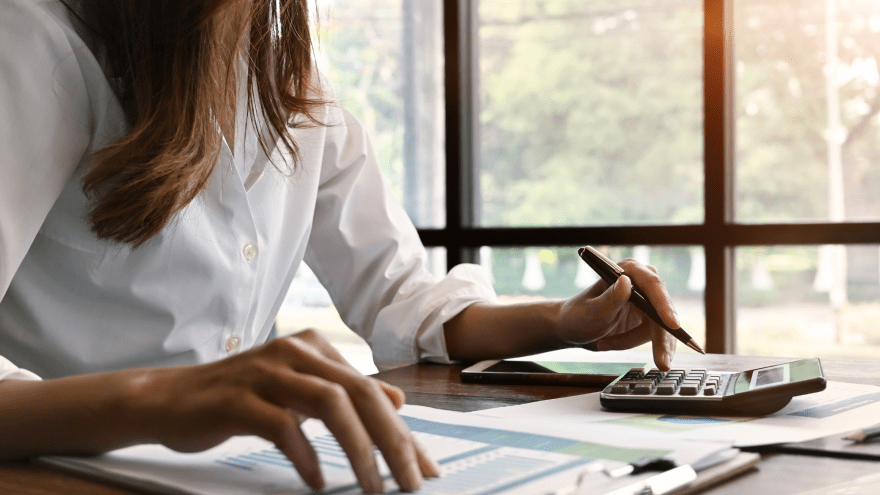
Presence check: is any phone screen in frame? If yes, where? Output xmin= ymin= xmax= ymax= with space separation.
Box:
xmin=482 ymin=361 xmax=647 ymax=376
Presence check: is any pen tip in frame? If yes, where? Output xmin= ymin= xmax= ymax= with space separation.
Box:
xmin=685 ymin=339 xmax=706 ymax=355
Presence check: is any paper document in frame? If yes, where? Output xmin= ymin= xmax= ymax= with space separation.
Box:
xmin=41 ymin=404 xmax=728 ymax=495
xmin=472 ymin=381 xmax=880 ymax=447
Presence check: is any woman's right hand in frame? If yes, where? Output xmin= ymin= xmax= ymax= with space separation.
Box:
xmin=121 ymin=329 xmax=440 ymax=493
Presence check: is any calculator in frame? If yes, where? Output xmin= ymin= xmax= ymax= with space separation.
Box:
xmin=599 ymin=358 xmax=827 ymax=416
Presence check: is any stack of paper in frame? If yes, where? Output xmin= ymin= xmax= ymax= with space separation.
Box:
xmin=42 ymin=405 xmax=729 ymax=495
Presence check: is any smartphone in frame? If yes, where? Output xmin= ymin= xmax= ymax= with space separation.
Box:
xmin=460 ymin=360 xmax=652 ymax=387
xmin=599 ymin=358 xmax=827 ymax=416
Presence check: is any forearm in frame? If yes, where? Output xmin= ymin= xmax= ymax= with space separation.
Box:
xmin=443 ymin=301 xmax=568 ymax=361
xmin=0 ymin=371 xmax=147 ymax=459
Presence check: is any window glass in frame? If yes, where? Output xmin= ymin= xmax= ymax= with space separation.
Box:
xmin=478 ymin=1 xmax=704 ymax=227
xmin=735 ymin=0 xmax=880 ymax=223
xmin=736 ymin=245 xmax=880 ymax=359
xmin=482 ymin=245 xmax=706 ymax=355
xmin=277 ymin=249 xmax=447 ymax=375
xmin=311 ymin=0 xmax=446 ymax=228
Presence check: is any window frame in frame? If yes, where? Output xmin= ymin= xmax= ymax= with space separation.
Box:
xmin=420 ymin=0 xmax=880 ymax=354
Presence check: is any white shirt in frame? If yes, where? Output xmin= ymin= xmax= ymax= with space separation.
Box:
xmin=0 ymin=0 xmax=496 ymax=380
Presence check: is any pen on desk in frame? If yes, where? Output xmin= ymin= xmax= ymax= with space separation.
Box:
xmin=578 ymin=246 xmax=705 ymax=355
xmin=844 ymin=424 xmax=880 ymax=443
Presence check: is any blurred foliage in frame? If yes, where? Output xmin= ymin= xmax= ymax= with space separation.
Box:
xmin=479 ymin=0 xmax=704 ymax=227
xmin=735 ymin=0 xmax=880 ymax=222
xmin=310 ymin=0 xmax=880 ymax=306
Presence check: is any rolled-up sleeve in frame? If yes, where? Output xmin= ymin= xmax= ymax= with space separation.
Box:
xmin=0 ymin=0 xmax=91 ymax=380
xmin=304 ymin=106 xmax=496 ymax=371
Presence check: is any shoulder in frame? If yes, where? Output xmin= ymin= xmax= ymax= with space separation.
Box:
xmin=0 ymin=0 xmax=89 ymax=93
xmin=1 ymin=0 xmax=78 ymax=55
xmin=1 ymin=0 xmax=94 ymax=135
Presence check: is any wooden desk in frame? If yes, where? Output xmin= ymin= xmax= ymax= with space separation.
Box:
xmin=2 ymin=353 xmax=879 ymax=494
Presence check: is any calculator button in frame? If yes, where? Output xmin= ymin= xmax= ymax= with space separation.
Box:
xmin=611 ymin=383 xmax=632 ymax=394
xmin=679 ymin=383 xmax=700 ymax=395
xmin=628 ymin=379 xmax=657 ymax=387
xmin=704 ymin=385 xmax=717 ymax=396
xmin=633 ymin=383 xmax=656 ymax=394
xmin=655 ymin=383 xmax=677 ymax=395
xmin=681 ymin=381 xmax=702 ymax=392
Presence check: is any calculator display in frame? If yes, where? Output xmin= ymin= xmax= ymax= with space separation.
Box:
xmin=729 ymin=358 xmax=823 ymax=395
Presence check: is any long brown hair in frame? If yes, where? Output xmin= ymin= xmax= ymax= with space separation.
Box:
xmin=63 ymin=0 xmax=325 ymax=246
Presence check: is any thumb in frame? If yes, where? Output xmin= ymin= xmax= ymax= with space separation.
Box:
xmin=595 ymin=275 xmax=632 ymax=316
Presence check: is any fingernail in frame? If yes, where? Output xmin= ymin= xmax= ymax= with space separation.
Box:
xmin=671 ymin=310 xmax=681 ymax=328
xmin=424 ymin=455 xmax=442 ymax=478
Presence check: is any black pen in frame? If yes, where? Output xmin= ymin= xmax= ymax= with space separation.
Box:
xmin=578 ymin=246 xmax=706 ymax=355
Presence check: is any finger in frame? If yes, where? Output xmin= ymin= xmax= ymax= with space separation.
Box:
xmin=258 ymin=369 xmax=385 ymax=493
xmin=289 ymin=330 xmax=407 ymax=407
xmin=595 ymin=319 xmax=652 ymax=352
xmin=586 ymin=275 xmax=635 ymax=338
xmin=231 ymin=395 xmax=325 ymax=490
xmin=379 ymin=381 xmax=406 ymax=410
xmin=618 ymin=259 xmax=680 ymax=330
xmin=274 ymin=339 xmax=427 ymax=491
xmin=592 ymin=274 xmax=632 ymax=316
xmin=281 ymin=421 xmax=326 ymax=491
xmin=294 ymin=353 xmax=425 ymax=490
xmin=412 ymin=436 xmax=442 ymax=478
xmin=290 ymin=329 xmax=357 ymax=370
xmin=560 ymin=275 xmax=633 ymax=345
xmin=651 ymin=321 xmax=677 ymax=372
xmin=584 ymin=277 xmax=611 ymax=299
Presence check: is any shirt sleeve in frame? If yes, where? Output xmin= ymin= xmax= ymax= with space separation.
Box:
xmin=304 ymin=105 xmax=496 ymax=371
xmin=0 ymin=0 xmax=92 ymax=380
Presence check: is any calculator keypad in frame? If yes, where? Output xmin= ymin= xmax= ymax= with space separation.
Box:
xmin=609 ymin=368 xmax=725 ymax=397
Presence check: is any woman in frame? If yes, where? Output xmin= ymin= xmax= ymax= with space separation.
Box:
xmin=0 ymin=0 xmax=680 ymax=492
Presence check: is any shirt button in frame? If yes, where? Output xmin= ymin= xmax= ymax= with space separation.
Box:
xmin=225 ymin=335 xmax=241 ymax=352
xmin=242 ymin=243 xmax=257 ymax=261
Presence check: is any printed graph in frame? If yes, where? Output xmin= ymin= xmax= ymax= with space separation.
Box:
xmin=787 ymin=392 xmax=880 ymax=419
xmin=401 ymin=416 xmax=670 ymax=463
xmin=215 ymin=415 xmax=672 ymax=494
xmin=600 ymin=414 xmax=753 ymax=433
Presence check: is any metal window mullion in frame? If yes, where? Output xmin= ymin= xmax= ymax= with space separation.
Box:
xmin=704 ymin=0 xmax=736 ymax=354
xmin=443 ymin=0 xmax=480 ymax=267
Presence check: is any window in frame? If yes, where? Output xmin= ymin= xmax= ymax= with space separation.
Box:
xmin=281 ymin=0 xmax=880 ymax=367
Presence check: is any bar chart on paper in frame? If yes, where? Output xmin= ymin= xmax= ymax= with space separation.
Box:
xmin=41 ymin=405 xmax=724 ymax=495
xmin=215 ymin=415 xmax=670 ymax=495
